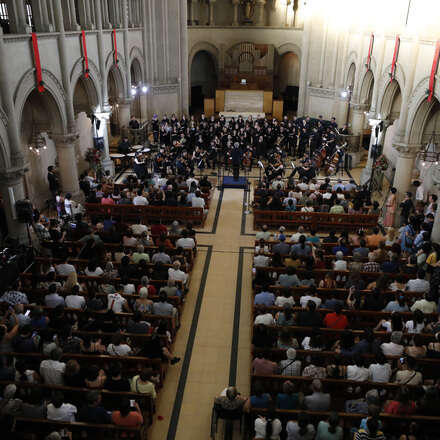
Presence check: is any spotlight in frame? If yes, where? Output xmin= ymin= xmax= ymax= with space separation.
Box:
xmin=142 ymin=86 xmax=148 ymax=93
xmin=131 ymin=88 xmax=137 ymax=96
xmin=341 ymin=91 xmax=348 ymax=98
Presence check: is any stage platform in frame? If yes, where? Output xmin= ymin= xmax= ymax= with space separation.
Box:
xmin=222 ymin=176 xmax=248 ymax=189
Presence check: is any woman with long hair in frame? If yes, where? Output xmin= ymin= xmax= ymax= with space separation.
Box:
xmin=384 ymin=187 xmax=397 ymax=227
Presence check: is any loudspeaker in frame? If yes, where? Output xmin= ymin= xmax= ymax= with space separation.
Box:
xmin=15 ymin=200 xmax=33 ymax=224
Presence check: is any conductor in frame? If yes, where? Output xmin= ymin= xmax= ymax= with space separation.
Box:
xmin=231 ymin=142 xmax=242 ymax=181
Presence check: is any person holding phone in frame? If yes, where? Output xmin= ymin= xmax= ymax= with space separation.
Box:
xmin=111 ymin=398 xmax=143 ymax=428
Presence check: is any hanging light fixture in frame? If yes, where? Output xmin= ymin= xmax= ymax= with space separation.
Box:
xmin=28 ymin=118 xmax=47 ymax=156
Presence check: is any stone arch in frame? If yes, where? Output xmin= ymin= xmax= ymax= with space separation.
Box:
xmin=376 ymin=63 xmax=405 ymax=118
xmin=188 ymin=41 xmax=219 ymax=75
xmin=343 ymin=51 xmax=358 ymax=88
xmin=359 ymin=69 xmax=375 ymax=107
xmin=105 ymin=51 xmax=127 ymax=99
xmin=378 ymin=79 xmax=402 ymax=121
xmin=130 ymin=57 xmax=143 ymax=85
xmin=70 ymin=57 xmax=102 ymax=110
xmin=407 ymin=75 xmax=440 ymax=145
xmin=14 ymin=68 xmax=68 ymax=134
xmin=361 ymin=55 xmax=377 ymax=78
xmin=129 ymin=46 xmax=145 ymax=81
xmin=346 ymin=62 xmax=356 ymax=89
xmin=277 ymin=42 xmax=302 ymax=60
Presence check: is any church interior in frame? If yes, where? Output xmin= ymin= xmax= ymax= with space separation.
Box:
xmin=0 ymin=1 xmax=440 ymax=439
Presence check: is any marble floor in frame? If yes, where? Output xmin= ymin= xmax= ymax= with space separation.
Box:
xmin=146 ymin=164 xmax=375 ymax=440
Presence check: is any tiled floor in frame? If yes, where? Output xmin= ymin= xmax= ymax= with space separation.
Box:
xmin=146 ymin=163 xmax=376 ymax=440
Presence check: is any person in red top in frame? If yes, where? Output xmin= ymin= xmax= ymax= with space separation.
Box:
xmin=323 ymin=303 xmax=349 ymax=330
xmin=101 ymin=194 xmax=115 ymax=205
xmin=383 ymin=386 xmax=416 ymax=415
xmin=150 ymin=222 xmax=168 ymax=236
xmin=111 ymin=398 xmax=144 ymax=429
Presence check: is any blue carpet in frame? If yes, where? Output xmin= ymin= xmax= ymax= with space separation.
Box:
xmin=222 ymin=176 xmax=248 ymax=189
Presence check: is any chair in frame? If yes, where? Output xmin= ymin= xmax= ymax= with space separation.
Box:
xmin=210 ymin=401 xmax=243 ymax=439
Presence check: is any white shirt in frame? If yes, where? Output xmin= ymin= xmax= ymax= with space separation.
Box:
xmin=55 ymin=263 xmax=76 ymax=276
xmin=255 ymin=417 xmax=282 ymax=439
xmin=405 ymin=320 xmax=425 ymax=334
xmin=131 ymin=224 xmax=148 ymax=235
xmin=333 ymin=260 xmax=347 ymax=271
xmin=168 ymin=268 xmax=188 ymax=284
xmin=406 ymin=279 xmax=430 ymax=293
xmin=410 ymin=298 xmax=437 ymax=313
xmin=85 ymin=267 xmax=104 ymax=277
xmin=191 ymin=197 xmax=205 ymax=208
xmin=107 ymin=293 xmax=127 ymax=312
xmin=47 ymin=403 xmax=77 ymax=422
xmin=254 ymin=313 xmax=275 ymax=326
xmin=65 ymin=295 xmax=86 ymax=309
xmin=133 ymin=195 xmax=149 ymax=206
xmin=346 ymin=365 xmax=369 ymax=382
xmin=186 ymin=177 xmax=198 ymax=190
xmin=289 ymin=233 xmax=302 ymax=243
xmin=381 ymin=341 xmax=404 ymax=356
xmin=275 ymin=296 xmax=295 ymax=307
xmin=64 ymin=198 xmax=73 ymax=215
xmin=176 ymin=237 xmax=196 ymax=249
xmin=300 ymin=295 xmax=322 ymax=309
xmin=107 ymin=343 xmax=132 ymax=356
xmin=368 ymin=363 xmax=392 ymax=382
xmin=254 ymin=255 xmax=270 ymax=267
xmin=40 ymin=360 xmax=66 ymax=385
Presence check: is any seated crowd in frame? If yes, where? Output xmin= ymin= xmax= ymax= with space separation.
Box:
xmin=0 ymin=206 xmax=202 ymax=438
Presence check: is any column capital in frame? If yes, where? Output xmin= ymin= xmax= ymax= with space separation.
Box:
xmin=394 ymin=142 xmax=422 ymax=157
xmin=52 ymin=133 xmax=80 ymax=148
xmin=232 ymin=0 xmax=240 ymax=4
xmin=255 ymin=0 xmax=266 ymax=4
xmin=0 ymin=166 xmax=26 ymax=185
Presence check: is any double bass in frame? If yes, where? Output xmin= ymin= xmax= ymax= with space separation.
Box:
xmin=325 ymin=143 xmax=347 ymax=176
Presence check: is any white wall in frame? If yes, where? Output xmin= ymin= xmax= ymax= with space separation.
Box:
xmin=76 ymin=112 xmax=94 ymax=175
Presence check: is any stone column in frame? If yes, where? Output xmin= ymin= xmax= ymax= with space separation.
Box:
xmin=0 ymin=169 xmax=28 ymax=243
xmin=62 ymin=0 xmax=80 ymax=31
xmin=232 ymin=0 xmax=239 ymax=25
xmin=94 ymin=111 xmax=114 ymax=174
xmin=292 ymin=0 xmax=299 ymax=27
xmin=128 ymin=0 xmax=134 ymax=27
xmin=432 ymin=205 xmax=440 ymax=242
xmin=53 ymin=0 xmax=76 ymax=132
xmin=0 ymin=29 xmax=26 ymax=168
xmin=78 ymin=0 xmax=94 ymax=29
xmin=393 ymin=146 xmax=418 ymax=197
xmin=101 ymin=0 xmax=111 ymax=28
xmin=31 ymin=0 xmax=52 ymax=32
xmin=285 ymin=0 xmax=291 ymax=26
xmin=41 ymin=0 xmax=54 ymax=31
xmin=94 ymin=0 xmax=109 ymax=107
xmin=53 ymin=134 xmax=80 ymax=195
xmin=6 ymin=0 xmax=31 ymax=33
xmin=110 ymin=0 xmax=122 ymax=28
xmin=208 ymin=0 xmax=216 ymax=26
xmin=189 ymin=0 xmax=198 ymax=25
xmin=360 ymin=118 xmax=390 ymax=185
xmin=180 ymin=0 xmax=189 ymax=114
xmin=118 ymin=99 xmax=132 ymax=129
xmin=255 ymin=0 xmax=266 ymax=26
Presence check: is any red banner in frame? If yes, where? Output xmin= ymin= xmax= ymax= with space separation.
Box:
xmin=390 ymin=35 xmax=400 ymax=83
xmin=81 ymin=30 xmax=89 ymax=78
xmin=31 ymin=33 xmax=45 ymax=93
xmin=366 ymin=33 xmax=374 ymax=71
xmin=113 ymin=29 xmax=118 ymax=64
xmin=428 ymin=40 xmax=440 ymax=102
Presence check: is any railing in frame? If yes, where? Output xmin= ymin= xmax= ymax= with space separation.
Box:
xmin=0 ymin=0 xmax=143 ymax=35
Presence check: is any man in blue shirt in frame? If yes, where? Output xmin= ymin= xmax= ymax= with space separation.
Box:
xmin=254 ymin=287 xmax=275 ymax=306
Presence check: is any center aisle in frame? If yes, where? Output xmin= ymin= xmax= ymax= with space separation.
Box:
xmin=148 ymin=187 xmax=255 ymax=440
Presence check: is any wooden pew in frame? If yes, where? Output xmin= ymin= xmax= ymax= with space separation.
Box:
xmin=85 ymin=203 xmax=207 ymax=226
xmin=253 ymin=210 xmax=379 ymax=231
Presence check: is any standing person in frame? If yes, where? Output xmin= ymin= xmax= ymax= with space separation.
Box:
xmin=47 ymin=166 xmax=59 ymax=208
xmin=383 ymin=187 xmax=397 ymax=227
xmin=231 ymin=142 xmax=242 ymax=181
xmin=399 ymin=192 xmax=414 ymax=226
